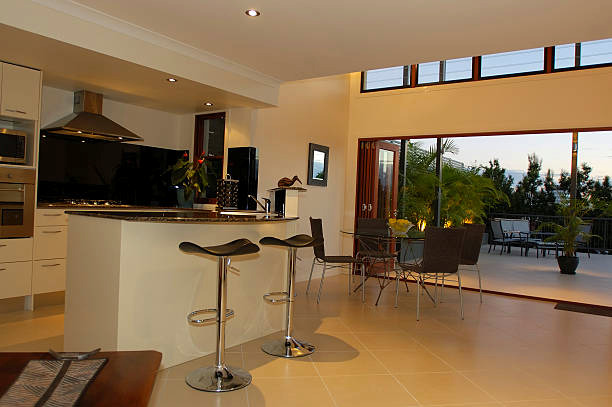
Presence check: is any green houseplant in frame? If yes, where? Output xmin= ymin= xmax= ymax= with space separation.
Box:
xmin=539 ymin=198 xmax=593 ymax=274
xmin=168 ymin=152 xmax=209 ymax=207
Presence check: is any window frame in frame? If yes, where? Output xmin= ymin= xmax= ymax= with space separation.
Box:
xmin=360 ymin=39 xmax=612 ymax=93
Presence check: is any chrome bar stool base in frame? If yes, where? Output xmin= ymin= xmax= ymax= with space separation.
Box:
xmin=186 ymin=365 xmax=252 ymax=393
xmin=261 ymin=336 xmax=315 ymax=358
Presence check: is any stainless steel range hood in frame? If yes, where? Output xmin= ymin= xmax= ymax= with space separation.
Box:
xmin=42 ymin=90 xmax=143 ymax=142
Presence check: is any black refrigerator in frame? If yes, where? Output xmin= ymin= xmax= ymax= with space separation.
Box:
xmin=227 ymin=147 xmax=259 ymax=210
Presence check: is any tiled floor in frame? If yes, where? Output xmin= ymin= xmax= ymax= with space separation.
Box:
xmin=458 ymin=249 xmax=612 ymax=307
xmin=0 ymin=274 xmax=611 ymax=406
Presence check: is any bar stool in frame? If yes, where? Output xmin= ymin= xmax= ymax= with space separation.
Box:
xmin=259 ymin=234 xmax=319 ymax=358
xmin=179 ymin=238 xmax=259 ymax=392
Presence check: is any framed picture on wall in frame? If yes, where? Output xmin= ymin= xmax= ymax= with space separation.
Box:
xmin=307 ymin=143 xmax=329 ymax=187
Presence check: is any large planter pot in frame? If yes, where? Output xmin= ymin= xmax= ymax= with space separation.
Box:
xmin=557 ymin=255 xmax=579 ymax=275
xmin=176 ymin=188 xmax=194 ymax=209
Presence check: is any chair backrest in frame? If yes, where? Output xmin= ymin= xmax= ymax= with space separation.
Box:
xmin=309 ymin=217 xmax=326 ymax=259
xmin=500 ymin=219 xmax=514 ymax=234
xmin=356 ymin=218 xmax=389 ymax=252
xmin=513 ymin=219 xmax=530 ymax=234
xmin=460 ymin=223 xmax=485 ymax=265
xmin=490 ymin=219 xmax=503 ymax=239
xmin=576 ymin=223 xmax=592 ymax=243
xmin=422 ymin=227 xmax=466 ymax=275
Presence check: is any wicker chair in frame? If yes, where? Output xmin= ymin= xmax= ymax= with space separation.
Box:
xmin=306 ymin=217 xmax=364 ymax=304
xmin=396 ymin=227 xmax=466 ymax=320
xmin=460 ymin=224 xmax=485 ymax=303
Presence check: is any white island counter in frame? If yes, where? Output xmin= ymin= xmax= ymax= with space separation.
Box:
xmin=63 ymin=210 xmax=298 ymax=368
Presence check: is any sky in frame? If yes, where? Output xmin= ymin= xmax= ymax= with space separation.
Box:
xmin=414 ymin=131 xmax=612 ymax=185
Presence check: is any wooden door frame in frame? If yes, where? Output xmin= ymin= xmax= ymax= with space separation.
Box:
xmin=371 ymin=141 xmax=400 ymax=218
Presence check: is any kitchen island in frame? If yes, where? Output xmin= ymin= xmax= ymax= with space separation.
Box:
xmin=63 ymin=210 xmax=298 ymax=368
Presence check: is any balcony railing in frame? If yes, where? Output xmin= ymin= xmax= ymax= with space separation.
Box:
xmin=488 ymin=213 xmax=612 ymax=253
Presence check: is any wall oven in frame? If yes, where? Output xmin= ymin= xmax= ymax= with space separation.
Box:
xmin=0 ymin=167 xmax=35 ymax=238
xmin=0 ymin=128 xmax=27 ymax=164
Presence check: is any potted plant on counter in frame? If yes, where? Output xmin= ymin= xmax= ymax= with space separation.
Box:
xmin=540 ymin=198 xmax=594 ymax=275
xmin=168 ymin=152 xmax=209 ymax=208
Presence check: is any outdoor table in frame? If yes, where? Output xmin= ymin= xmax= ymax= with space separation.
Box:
xmin=341 ymin=230 xmax=424 ymax=305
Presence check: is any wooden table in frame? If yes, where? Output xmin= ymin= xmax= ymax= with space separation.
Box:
xmin=0 ymin=351 xmax=161 ymax=406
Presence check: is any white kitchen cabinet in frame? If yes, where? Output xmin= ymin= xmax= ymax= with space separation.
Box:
xmin=0 ymin=237 xmax=33 ymax=263
xmin=33 ymin=226 xmax=68 ymax=260
xmin=0 ymin=63 xmax=41 ymax=121
xmin=35 ymin=209 xmax=69 ymax=226
xmin=0 ymin=261 xmax=32 ymax=299
xmin=33 ymin=259 xmax=66 ymax=294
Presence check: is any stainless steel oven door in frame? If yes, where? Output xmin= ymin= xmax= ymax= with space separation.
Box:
xmin=0 ymin=168 xmax=35 ymax=238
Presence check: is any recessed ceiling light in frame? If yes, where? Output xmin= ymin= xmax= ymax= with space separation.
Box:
xmin=118 ymin=137 xmax=124 ymax=140
xmin=81 ymin=140 xmax=86 ymax=143
xmin=77 ymin=130 xmax=82 ymax=134
xmin=167 ymin=78 xmax=178 ymax=83
xmin=204 ymin=102 xmax=213 ymax=106
xmin=245 ymin=9 xmax=260 ymax=17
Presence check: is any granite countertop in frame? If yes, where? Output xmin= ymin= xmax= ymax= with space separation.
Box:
xmin=38 ymin=203 xmax=183 ymax=210
xmin=65 ymin=210 xmax=298 ymax=223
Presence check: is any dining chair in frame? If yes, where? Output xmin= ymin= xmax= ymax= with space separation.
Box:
xmin=306 ymin=217 xmax=364 ymax=304
xmin=459 ymin=223 xmax=485 ymax=303
xmin=396 ymin=227 xmax=466 ymax=320
xmin=355 ymin=218 xmax=397 ymax=306
xmin=488 ymin=219 xmax=521 ymax=255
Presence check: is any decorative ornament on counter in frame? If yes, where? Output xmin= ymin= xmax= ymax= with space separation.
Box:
xmin=277 ymin=175 xmax=302 ymax=188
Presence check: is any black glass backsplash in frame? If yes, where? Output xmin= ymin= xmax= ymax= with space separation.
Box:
xmin=38 ymin=134 xmax=187 ymax=206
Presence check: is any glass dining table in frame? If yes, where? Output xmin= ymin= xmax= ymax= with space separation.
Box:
xmin=341 ymin=230 xmax=425 ymax=305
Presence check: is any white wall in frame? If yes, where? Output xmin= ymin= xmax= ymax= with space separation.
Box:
xmin=41 ymin=86 xmax=190 ymax=150
xmin=250 ymin=75 xmax=351 ymax=281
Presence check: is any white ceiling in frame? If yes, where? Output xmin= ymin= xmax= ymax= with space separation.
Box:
xmin=0 ymin=24 xmax=271 ymax=114
xmin=71 ymin=0 xmax=612 ymax=81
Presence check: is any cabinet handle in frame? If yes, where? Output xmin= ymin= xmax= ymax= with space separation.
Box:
xmin=42 ymin=230 xmax=63 ymax=234
xmin=5 ymin=109 xmax=27 ymax=115
xmin=0 ymin=188 xmax=24 ymax=192
xmin=43 ymin=214 xmax=62 ymax=217
xmin=0 ymin=244 xmax=6 ymax=248
xmin=41 ymin=263 xmax=61 ymax=268
xmin=0 ymin=268 xmax=6 ymax=271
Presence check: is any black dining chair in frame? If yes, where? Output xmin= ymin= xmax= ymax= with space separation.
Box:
xmin=396 ymin=227 xmax=466 ymax=320
xmin=306 ymin=217 xmax=364 ymax=303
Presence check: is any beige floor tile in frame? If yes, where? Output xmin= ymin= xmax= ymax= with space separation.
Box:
xmin=291 ymin=316 xmax=352 ymax=333
xmin=242 ymin=352 xmax=318 ymax=378
xmin=396 ymin=371 xmax=495 ymax=405
xmin=463 ymin=368 xmax=565 ymax=402
xmin=503 ymin=399 xmax=583 ymax=407
xmin=354 ymin=331 xmax=424 ymax=351
xmin=373 ymin=349 xmax=453 ymax=374
xmin=574 ymin=396 xmax=612 ymax=406
xmin=528 ymin=367 xmax=612 ymax=397
xmin=323 ymin=374 xmax=418 ymax=407
xmin=300 ymin=332 xmax=364 ymax=352
xmin=149 ymin=377 xmax=249 ymax=407
xmin=311 ymin=350 xmax=387 ymax=376
xmin=248 ymin=376 xmax=335 ymax=407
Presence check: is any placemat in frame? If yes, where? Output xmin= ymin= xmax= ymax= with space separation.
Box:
xmin=0 ymin=358 xmax=107 ymax=407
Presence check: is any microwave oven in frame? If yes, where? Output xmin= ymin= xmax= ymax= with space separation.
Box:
xmin=0 ymin=128 xmax=27 ymax=164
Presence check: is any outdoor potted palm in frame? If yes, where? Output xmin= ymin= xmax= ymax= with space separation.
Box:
xmin=540 ymin=199 xmax=593 ymax=275
xmin=168 ymin=152 xmax=209 ymax=208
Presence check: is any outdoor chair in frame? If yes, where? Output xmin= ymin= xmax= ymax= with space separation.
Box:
xmin=306 ymin=217 xmax=364 ymax=304
xmin=459 ymin=223 xmax=486 ymax=303
xmin=512 ymin=219 xmax=542 ymax=256
xmin=576 ymin=223 xmax=593 ymax=258
xmin=488 ymin=219 xmax=521 ymax=255
xmin=396 ymin=227 xmax=466 ymax=320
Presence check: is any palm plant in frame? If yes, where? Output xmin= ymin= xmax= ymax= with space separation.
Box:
xmin=540 ymin=198 xmax=593 ymax=257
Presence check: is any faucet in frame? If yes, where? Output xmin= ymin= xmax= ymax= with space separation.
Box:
xmin=248 ymin=195 xmax=271 ymax=214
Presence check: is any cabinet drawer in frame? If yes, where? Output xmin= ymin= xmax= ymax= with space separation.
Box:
xmin=0 ymin=237 xmax=33 ymax=262
xmin=35 ymin=209 xmax=68 ymax=226
xmin=33 ymin=259 xmax=65 ymax=294
xmin=33 ymin=226 xmax=67 ymax=260
xmin=0 ymin=261 xmax=32 ymax=299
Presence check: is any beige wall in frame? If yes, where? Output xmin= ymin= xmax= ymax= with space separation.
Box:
xmin=41 ymin=86 xmax=190 ymax=150
xmin=249 ymin=75 xmax=351 ymax=281
xmin=343 ymin=67 xmax=612 ymax=242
